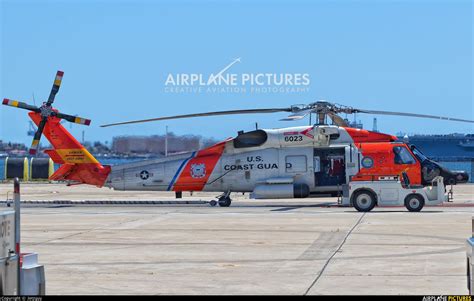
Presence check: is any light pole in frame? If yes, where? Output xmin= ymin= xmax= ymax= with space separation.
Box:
xmin=165 ymin=126 xmax=168 ymax=157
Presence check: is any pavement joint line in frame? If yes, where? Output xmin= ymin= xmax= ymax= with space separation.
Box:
xmin=271 ymin=207 xmax=303 ymax=212
xmin=303 ymin=212 xmax=366 ymax=295
xmin=29 ymin=209 xmax=173 ymax=247
xmin=335 ymin=246 xmax=465 ymax=260
xmin=322 ymin=274 xmax=466 ymax=277
xmin=29 ymin=217 xmax=144 ymax=246
xmin=352 ymin=232 xmax=465 ymax=243
xmin=1 ymin=200 xmax=210 ymax=205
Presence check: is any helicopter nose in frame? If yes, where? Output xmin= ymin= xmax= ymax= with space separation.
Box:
xmin=444 ymin=170 xmax=469 ymax=185
xmin=453 ymin=171 xmax=469 ymax=184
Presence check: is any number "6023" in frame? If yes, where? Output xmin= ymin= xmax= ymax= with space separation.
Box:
xmin=284 ymin=135 xmax=303 ymax=142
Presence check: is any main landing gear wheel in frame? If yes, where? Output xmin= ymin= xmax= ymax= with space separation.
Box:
xmin=218 ymin=196 xmax=232 ymax=207
xmin=404 ymin=194 xmax=425 ymax=212
xmin=352 ymin=190 xmax=376 ymax=212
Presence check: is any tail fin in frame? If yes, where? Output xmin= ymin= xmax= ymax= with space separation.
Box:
xmin=29 ymin=112 xmax=110 ymax=186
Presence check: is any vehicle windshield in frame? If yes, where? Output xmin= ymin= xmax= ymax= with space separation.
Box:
xmin=393 ymin=146 xmax=416 ymax=164
xmin=410 ymin=145 xmax=428 ymax=162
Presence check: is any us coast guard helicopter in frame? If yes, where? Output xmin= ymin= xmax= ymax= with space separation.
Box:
xmin=3 ymin=71 xmax=472 ymax=207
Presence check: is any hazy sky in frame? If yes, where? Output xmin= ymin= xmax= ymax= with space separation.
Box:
xmin=1 ymin=0 xmax=472 ymax=146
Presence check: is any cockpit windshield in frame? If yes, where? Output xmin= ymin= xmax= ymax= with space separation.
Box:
xmin=410 ymin=145 xmax=428 ymax=162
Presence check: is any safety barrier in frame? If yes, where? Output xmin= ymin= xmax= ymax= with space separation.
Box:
xmin=4 ymin=157 xmax=29 ymax=181
xmin=29 ymin=158 xmax=54 ymax=180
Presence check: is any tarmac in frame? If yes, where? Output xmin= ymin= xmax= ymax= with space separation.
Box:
xmin=0 ymin=182 xmax=473 ymax=295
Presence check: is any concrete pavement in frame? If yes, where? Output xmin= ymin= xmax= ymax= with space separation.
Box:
xmin=0 ymin=182 xmax=472 ymax=295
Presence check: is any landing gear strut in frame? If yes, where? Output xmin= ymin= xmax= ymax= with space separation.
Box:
xmin=218 ymin=196 xmax=232 ymax=207
xmin=448 ymin=184 xmax=454 ymax=202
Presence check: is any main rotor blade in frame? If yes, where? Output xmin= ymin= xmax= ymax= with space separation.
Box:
xmin=101 ymin=108 xmax=293 ymax=127
xmin=356 ymin=109 xmax=474 ymax=123
xmin=327 ymin=112 xmax=349 ymax=127
xmin=53 ymin=112 xmax=91 ymax=125
xmin=29 ymin=117 xmax=47 ymax=155
xmin=46 ymin=70 xmax=64 ymax=106
xmin=279 ymin=109 xmax=313 ymax=121
xmin=2 ymin=98 xmax=40 ymax=112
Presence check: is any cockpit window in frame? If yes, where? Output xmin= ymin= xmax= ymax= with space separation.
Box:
xmin=393 ymin=146 xmax=416 ymax=165
xmin=410 ymin=145 xmax=428 ymax=162
xmin=233 ymin=130 xmax=268 ymax=148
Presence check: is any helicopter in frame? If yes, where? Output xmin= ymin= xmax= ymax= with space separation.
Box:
xmin=3 ymin=71 xmax=472 ymax=207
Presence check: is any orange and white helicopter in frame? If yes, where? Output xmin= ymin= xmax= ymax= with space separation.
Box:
xmin=3 ymin=71 xmax=472 ymax=207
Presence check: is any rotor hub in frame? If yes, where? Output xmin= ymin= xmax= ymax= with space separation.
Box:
xmin=39 ymin=103 xmax=53 ymax=118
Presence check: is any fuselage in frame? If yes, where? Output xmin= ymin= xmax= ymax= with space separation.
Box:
xmin=104 ymin=124 xmax=467 ymax=197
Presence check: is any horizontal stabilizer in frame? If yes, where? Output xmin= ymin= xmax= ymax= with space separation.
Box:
xmin=49 ymin=164 xmax=75 ymax=181
xmin=49 ymin=163 xmax=111 ymax=187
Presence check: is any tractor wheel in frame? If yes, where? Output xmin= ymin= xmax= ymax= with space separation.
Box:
xmin=404 ymin=194 xmax=425 ymax=212
xmin=352 ymin=190 xmax=376 ymax=212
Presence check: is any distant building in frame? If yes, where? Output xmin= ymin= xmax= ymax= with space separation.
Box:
xmin=0 ymin=140 xmax=27 ymax=152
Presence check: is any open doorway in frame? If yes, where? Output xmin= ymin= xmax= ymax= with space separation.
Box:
xmin=314 ymin=148 xmax=346 ymax=187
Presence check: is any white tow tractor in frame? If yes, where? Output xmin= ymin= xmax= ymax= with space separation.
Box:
xmin=341 ymin=172 xmax=448 ymax=212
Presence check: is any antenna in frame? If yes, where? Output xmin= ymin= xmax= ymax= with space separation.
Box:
xmin=372 ymin=118 xmax=378 ymax=132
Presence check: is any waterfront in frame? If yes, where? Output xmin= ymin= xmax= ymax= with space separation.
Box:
xmin=1 ymin=157 xmax=473 ymax=183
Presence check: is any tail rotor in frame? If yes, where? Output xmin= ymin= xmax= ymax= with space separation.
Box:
xmin=2 ymin=70 xmax=92 ymax=155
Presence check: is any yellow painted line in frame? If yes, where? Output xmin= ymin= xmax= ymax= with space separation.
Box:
xmin=11 ymin=100 xmax=19 ymax=107
xmin=74 ymin=117 xmax=82 ymax=124
xmin=54 ymin=79 xmax=62 ymax=86
xmin=31 ymin=140 xmax=39 ymax=146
